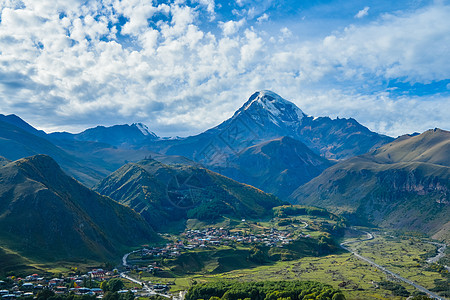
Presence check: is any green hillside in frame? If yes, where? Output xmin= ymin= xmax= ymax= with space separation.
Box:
xmin=291 ymin=129 xmax=450 ymax=242
xmin=0 ymin=155 xmax=158 ymax=264
xmin=94 ymin=159 xmax=283 ymax=230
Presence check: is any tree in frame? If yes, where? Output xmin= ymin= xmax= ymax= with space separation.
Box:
xmin=103 ymin=292 xmax=119 ymax=300
xmin=100 ymin=281 xmax=108 ymax=292
xmin=107 ymin=279 xmax=124 ymax=292
xmin=120 ymin=291 xmax=135 ymax=300
xmin=36 ymin=289 xmax=56 ymax=300
xmin=332 ymin=293 xmax=346 ymax=300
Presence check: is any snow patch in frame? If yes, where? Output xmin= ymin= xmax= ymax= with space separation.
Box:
xmin=133 ymin=123 xmax=156 ymax=137
xmin=243 ymin=90 xmax=305 ymax=121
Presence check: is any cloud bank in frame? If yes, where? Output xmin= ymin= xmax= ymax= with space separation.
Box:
xmin=0 ymin=0 xmax=449 ymax=137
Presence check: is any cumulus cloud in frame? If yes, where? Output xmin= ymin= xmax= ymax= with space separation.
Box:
xmin=0 ymin=0 xmax=449 ymax=137
xmin=219 ymin=19 xmax=245 ymax=36
xmin=355 ymin=6 xmax=370 ymax=18
xmin=257 ymin=13 xmax=269 ymax=24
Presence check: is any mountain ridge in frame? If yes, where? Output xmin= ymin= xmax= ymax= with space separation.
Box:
xmin=0 ymin=154 xmax=158 ymax=262
xmin=290 ymin=128 xmax=450 ymax=242
xmin=94 ymin=158 xmax=283 ymax=230
xmin=145 ymin=91 xmax=393 ymax=163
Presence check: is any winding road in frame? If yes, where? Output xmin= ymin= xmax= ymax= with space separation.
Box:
xmin=121 ymin=250 xmax=172 ymax=299
xmin=340 ymin=232 xmax=447 ymax=300
xmin=426 ymin=242 xmax=450 ymax=271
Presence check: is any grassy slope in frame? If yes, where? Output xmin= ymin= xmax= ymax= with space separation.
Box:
xmin=217 ymin=136 xmax=332 ymax=200
xmin=94 ymin=159 xmax=282 ymax=230
xmin=0 ymin=155 xmax=158 ymax=265
xmin=291 ymin=129 xmax=450 ymax=241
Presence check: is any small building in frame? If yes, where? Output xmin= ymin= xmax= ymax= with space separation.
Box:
xmin=20 ymin=283 xmax=34 ymax=291
xmin=55 ymin=286 xmax=68 ymax=294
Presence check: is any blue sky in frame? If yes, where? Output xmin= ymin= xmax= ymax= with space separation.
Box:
xmin=0 ymin=0 xmax=449 ymax=137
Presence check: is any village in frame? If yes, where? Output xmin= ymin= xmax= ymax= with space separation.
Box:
xmin=0 ymin=269 xmax=169 ymax=299
xmin=0 ymin=225 xmax=313 ymax=299
xmin=136 ymin=226 xmax=310 ymax=260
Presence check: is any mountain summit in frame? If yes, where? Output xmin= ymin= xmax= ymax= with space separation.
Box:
xmin=233 ymin=90 xmax=306 ymax=127
xmin=150 ymin=90 xmax=392 ymax=161
xmin=138 ymin=90 xmax=393 ymax=198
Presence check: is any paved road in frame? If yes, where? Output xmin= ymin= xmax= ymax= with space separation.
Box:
xmin=120 ymin=272 xmax=171 ymax=298
xmin=122 ymin=250 xmax=140 ymax=267
xmin=121 ymin=250 xmax=173 ymax=299
xmin=340 ymin=232 xmax=446 ymax=300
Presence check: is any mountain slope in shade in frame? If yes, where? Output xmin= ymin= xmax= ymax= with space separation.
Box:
xmin=0 ymin=114 xmax=47 ymax=137
xmin=290 ymin=128 xmax=450 ymax=242
xmin=50 ymin=123 xmax=159 ymax=148
xmin=0 ymin=116 xmax=166 ymax=187
xmin=217 ymin=136 xmax=332 ymax=199
xmin=0 ymin=119 xmax=109 ymax=186
xmin=146 ymin=90 xmax=393 ymax=165
xmin=0 ymin=155 xmax=158 ymax=262
xmin=94 ymin=159 xmax=282 ymax=230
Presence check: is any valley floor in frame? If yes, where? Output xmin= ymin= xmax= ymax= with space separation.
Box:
xmin=131 ymin=231 xmax=449 ymax=300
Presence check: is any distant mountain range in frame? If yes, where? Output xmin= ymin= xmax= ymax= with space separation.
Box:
xmin=1 ymin=91 xmax=392 ymax=199
xmin=94 ymin=159 xmax=282 ymax=230
xmin=0 ymin=155 xmax=157 ymax=262
xmin=290 ymin=128 xmax=450 ymax=242
xmin=0 ymin=90 xmax=448 ymax=248
xmin=144 ymin=90 xmax=393 ymax=163
xmin=49 ymin=123 xmax=158 ymax=148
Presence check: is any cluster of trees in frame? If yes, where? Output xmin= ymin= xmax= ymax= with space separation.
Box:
xmin=31 ymin=290 xmax=134 ymax=300
xmin=185 ymin=280 xmax=345 ymax=300
xmin=187 ymin=199 xmax=233 ymax=221
xmin=247 ymin=236 xmax=336 ymax=264
xmin=430 ymin=278 xmax=450 ymax=298
xmin=273 ymin=206 xmax=330 ymax=219
xmin=378 ymin=281 xmax=410 ymax=297
xmin=100 ymin=278 xmax=124 ymax=292
xmin=34 ymin=290 xmax=96 ymax=300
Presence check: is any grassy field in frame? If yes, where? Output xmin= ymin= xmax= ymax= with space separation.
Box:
xmin=135 ymin=230 xmax=450 ymax=300
xmin=140 ymin=251 xmax=412 ymax=299
xmin=345 ymin=233 xmax=449 ymax=295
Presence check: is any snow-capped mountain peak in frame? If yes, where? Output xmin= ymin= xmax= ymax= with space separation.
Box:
xmin=236 ymin=90 xmax=306 ymax=126
xmin=132 ymin=123 xmax=157 ymax=138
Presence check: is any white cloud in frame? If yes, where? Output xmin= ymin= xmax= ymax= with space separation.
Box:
xmin=219 ymin=19 xmax=245 ymax=36
xmin=257 ymin=13 xmax=269 ymax=23
xmin=0 ymin=1 xmax=449 ymax=138
xmin=355 ymin=6 xmax=370 ymax=19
